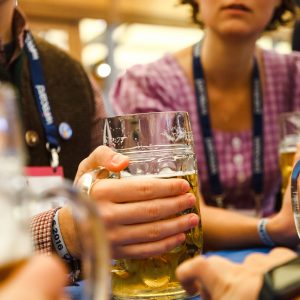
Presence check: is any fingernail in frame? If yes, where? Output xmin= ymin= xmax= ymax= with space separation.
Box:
xmin=189 ymin=215 xmax=199 ymax=227
xmin=111 ymin=154 xmax=124 ymax=166
xmin=187 ymin=194 xmax=196 ymax=206
xmin=178 ymin=233 xmax=186 ymax=244
xmin=182 ymin=181 xmax=190 ymax=193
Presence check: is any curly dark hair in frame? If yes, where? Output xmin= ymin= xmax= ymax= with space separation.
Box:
xmin=180 ymin=0 xmax=297 ymax=31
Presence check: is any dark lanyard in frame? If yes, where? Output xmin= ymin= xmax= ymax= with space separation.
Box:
xmin=193 ymin=41 xmax=264 ymax=210
xmin=24 ymin=30 xmax=60 ymax=169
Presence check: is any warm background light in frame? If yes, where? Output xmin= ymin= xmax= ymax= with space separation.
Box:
xmin=20 ymin=0 xmax=295 ymax=113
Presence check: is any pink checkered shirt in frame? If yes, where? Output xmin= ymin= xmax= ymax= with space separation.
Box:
xmin=111 ymin=48 xmax=300 ymax=216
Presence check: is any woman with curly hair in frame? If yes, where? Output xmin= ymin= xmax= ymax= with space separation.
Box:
xmin=111 ymin=0 xmax=300 ymax=250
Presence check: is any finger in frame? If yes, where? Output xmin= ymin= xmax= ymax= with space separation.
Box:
xmin=176 ymin=255 xmax=236 ymax=296
xmin=2 ymin=255 xmax=67 ymax=300
xmin=101 ymin=193 xmax=196 ymax=225
xmin=243 ymin=253 xmax=270 ymax=271
xmin=176 ymin=256 xmax=207 ymax=295
xmin=113 ymin=233 xmax=187 ymax=259
xmin=92 ymin=177 xmax=191 ymax=203
xmin=74 ymin=146 xmax=129 ymax=183
xmin=108 ymin=213 xmax=199 ymax=246
xmin=267 ymin=247 xmax=297 ymax=264
xmin=243 ymin=248 xmax=297 ymax=271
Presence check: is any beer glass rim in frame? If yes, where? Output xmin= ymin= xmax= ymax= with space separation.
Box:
xmin=104 ymin=111 xmax=189 ymax=120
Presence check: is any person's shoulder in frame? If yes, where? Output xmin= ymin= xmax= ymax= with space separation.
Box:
xmin=172 ymin=46 xmax=193 ymax=72
xmin=262 ymin=48 xmax=300 ymax=67
xmin=122 ymin=51 xmax=186 ymax=84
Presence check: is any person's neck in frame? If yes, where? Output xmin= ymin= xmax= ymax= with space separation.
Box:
xmin=201 ymin=30 xmax=258 ymax=90
xmin=0 ymin=1 xmax=15 ymax=45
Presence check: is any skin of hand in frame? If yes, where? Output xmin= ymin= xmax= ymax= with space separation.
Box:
xmin=0 ymin=255 xmax=69 ymax=300
xmin=61 ymin=146 xmax=199 ymax=259
xmin=176 ymin=247 xmax=297 ymax=300
xmin=267 ymin=144 xmax=300 ymax=247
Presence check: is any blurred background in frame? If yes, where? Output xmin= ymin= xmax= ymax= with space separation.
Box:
xmin=20 ymin=0 xmax=298 ymax=114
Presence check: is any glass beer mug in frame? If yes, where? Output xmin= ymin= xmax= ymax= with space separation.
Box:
xmin=0 ymin=83 xmax=30 ymax=283
xmin=279 ymin=112 xmax=300 ymax=196
xmin=93 ymin=111 xmax=203 ymax=299
xmin=291 ymin=160 xmax=300 ymax=237
xmin=0 ymin=83 xmax=110 ymax=300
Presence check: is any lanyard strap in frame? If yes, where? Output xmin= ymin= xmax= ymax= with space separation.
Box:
xmin=193 ymin=41 xmax=264 ymax=209
xmin=24 ymin=30 xmax=60 ymax=169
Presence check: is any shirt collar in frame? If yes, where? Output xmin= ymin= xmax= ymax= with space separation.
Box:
xmin=0 ymin=7 xmax=28 ymax=68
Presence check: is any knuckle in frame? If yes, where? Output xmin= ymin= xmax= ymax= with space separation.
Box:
xmin=99 ymin=204 xmax=115 ymax=226
xmin=138 ymin=181 xmax=154 ymax=198
xmin=145 ymin=203 xmax=160 ymax=219
xmin=148 ymin=224 xmax=161 ymax=240
xmin=169 ymin=179 xmax=181 ymax=194
xmin=107 ymin=229 xmax=119 ymax=246
xmin=93 ymin=180 xmax=109 ymax=197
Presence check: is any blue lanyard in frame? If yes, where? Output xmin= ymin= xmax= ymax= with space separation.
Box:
xmin=24 ymin=30 xmax=60 ymax=169
xmin=193 ymin=41 xmax=264 ymax=209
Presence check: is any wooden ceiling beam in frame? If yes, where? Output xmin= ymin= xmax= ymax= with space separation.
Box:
xmin=19 ymin=0 xmax=194 ymax=27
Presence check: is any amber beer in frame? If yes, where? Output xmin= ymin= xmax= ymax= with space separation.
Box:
xmin=111 ymin=168 xmax=203 ymax=299
xmin=100 ymin=111 xmax=202 ymax=299
xmin=279 ymin=145 xmax=296 ymax=195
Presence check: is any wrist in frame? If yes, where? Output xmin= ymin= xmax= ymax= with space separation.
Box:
xmin=52 ymin=208 xmax=81 ymax=284
xmin=267 ymin=215 xmax=299 ymax=247
xmin=265 ymin=216 xmax=280 ymax=244
xmin=55 ymin=206 xmax=80 ymax=258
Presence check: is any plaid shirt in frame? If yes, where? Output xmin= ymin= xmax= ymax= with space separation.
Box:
xmin=1 ymin=8 xmax=106 ymax=254
xmin=111 ymin=48 xmax=300 ymax=216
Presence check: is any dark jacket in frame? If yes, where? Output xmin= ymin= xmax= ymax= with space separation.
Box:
xmin=3 ymin=37 xmax=95 ymax=180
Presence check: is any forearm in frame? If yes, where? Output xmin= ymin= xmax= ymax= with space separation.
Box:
xmin=201 ymin=205 xmax=262 ymax=250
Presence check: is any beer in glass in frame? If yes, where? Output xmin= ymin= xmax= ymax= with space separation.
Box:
xmin=279 ymin=112 xmax=300 ymax=195
xmin=100 ymin=111 xmax=203 ymax=299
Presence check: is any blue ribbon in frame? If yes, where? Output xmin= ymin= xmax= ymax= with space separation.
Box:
xmin=24 ymin=31 xmax=60 ymax=169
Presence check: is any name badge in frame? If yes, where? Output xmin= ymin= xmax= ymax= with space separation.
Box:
xmin=24 ymin=166 xmax=64 ymax=194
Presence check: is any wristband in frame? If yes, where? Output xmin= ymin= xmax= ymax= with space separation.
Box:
xmin=257 ymin=218 xmax=275 ymax=247
xmin=52 ymin=208 xmax=74 ymax=262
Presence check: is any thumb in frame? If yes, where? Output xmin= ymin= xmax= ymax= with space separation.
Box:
xmin=74 ymin=145 xmax=129 ymax=184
